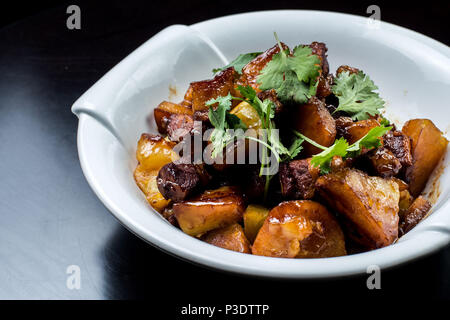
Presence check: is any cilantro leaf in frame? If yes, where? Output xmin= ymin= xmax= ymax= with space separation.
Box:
xmin=226 ymin=113 xmax=248 ymax=130
xmin=207 ymin=93 xmax=232 ymax=129
xmin=294 ymin=124 xmax=392 ymax=174
xmin=257 ymin=35 xmax=321 ymax=104
xmin=288 ymin=45 xmax=321 ymax=83
xmin=332 ymin=71 xmax=385 ymax=120
xmin=310 ymin=138 xmax=349 ymax=174
xmin=237 ymin=84 xmax=257 ymax=101
xmin=206 ymin=93 xmax=247 ymax=158
xmin=347 ymin=125 xmax=392 ymax=157
xmin=287 ymin=137 xmax=304 ymax=159
xmin=379 ymin=116 xmax=390 ymax=126
xmin=212 ymin=52 xmax=262 ymax=74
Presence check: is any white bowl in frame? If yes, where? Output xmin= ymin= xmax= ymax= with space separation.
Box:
xmin=72 ymin=10 xmax=450 ymax=278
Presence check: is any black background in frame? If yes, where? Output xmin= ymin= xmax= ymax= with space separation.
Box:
xmin=0 ymin=0 xmax=449 ymax=308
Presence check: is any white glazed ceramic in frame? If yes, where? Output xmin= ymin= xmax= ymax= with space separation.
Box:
xmin=72 ymin=11 xmax=450 ymax=278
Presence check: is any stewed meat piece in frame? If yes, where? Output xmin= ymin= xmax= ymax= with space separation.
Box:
xmin=166 ymin=113 xmax=195 ymax=142
xmin=239 ymin=43 xmax=289 ymax=91
xmin=399 ymin=196 xmax=431 ymax=236
xmin=336 ymin=65 xmax=360 ymax=76
xmin=308 ymin=42 xmax=329 ymax=75
xmin=383 ymin=130 xmax=413 ymax=167
xmin=367 ymin=147 xmax=402 ymax=178
xmin=257 ymin=89 xmax=283 ymax=114
xmin=279 ymin=159 xmax=320 ymax=199
xmin=157 ymin=161 xmax=210 ymax=201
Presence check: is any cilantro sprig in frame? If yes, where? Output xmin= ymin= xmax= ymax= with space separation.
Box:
xmin=257 ymin=33 xmax=321 ymax=104
xmin=207 ymin=85 xmax=303 ymax=201
xmin=332 ymin=71 xmax=385 ymax=120
xmin=294 ymin=124 xmax=392 ymax=174
xmin=206 ymin=93 xmax=247 ymax=158
xmin=212 ymin=52 xmax=263 ymax=74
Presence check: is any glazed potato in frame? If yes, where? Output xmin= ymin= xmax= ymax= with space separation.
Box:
xmin=243 ymin=204 xmax=270 ymax=243
xmin=136 ymin=134 xmax=179 ymax=171
xmin=190 ymin=67 xmax=237 ymax=113
xmin=134 ymin=165 xmax=171 ymax=213
xmin=202 ymin=223 xmax=251 ymax=253
xmin=230 ymin=101 xmax=262 ymax=129
xmin=252 ymin=200 xmax=346 ymax=258
xmin=402 ymin=119 xmax=449 ymax=197
xmin=389 ymin=178 xmax=413 ymax=216
xmin=153 ymin=101 xmax=193 ymax=134
xmin=293 ymin=97 xmax=336 ymax=156
xmin=173 ymin=186 xmax=245 ymax=236
xmin=343 ymin=119 xmax=380 ymax=144
xmin=316 ymin=168 xmax=400 ymax=249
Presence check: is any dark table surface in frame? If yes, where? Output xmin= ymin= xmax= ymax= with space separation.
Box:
xmin=0 ymin=0 xmax=449 ymax=302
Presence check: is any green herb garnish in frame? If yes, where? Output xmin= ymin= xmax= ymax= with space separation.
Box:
xmin=212 ymin=52 xmax=262 ymax=74
xmin=257 ymin=33 xmax=321 ymax=104
xmin=294 ymin=124 xmax=392 ymax=174
xmin=332 ymin=71 xmax=385 ymax=120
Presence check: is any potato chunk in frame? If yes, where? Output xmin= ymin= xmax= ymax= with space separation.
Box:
xmin=136 ymin=134 xmax=179 ymax=170
xmin=293 ymin=97 xmax=336 ymax=156
xmin=252 ymin=200 xmax=346 ymax=258
xmin=202 ymin=223 xmax=251 ymax=253
xmin=230 ymin=101 xmax=261 ymax=129
xmin=343 ymin=119 xmax=380 ymax=144
xmin=402 ymin=119 xmax=448 ymax=197
xmin=243 ymin=204 xmax=270 ymax=243
xmin=173 ymin=186 xmax=245 ymax=236
xmin=134 ymin=166 xmax=170 ymax=213
xmin=316 ymin=168 xmax=399 ymax=249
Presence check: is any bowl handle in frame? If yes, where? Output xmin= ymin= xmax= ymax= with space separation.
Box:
xmin=71 ymin=24 xmax=228 ymax=145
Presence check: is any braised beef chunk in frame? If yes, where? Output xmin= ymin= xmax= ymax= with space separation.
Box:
xmin=335 ymin=116 xmax=354 ymax=138
xmin=257 ymin=89 xmax=283 ymax=113
xmin=157 ymin=162 xmax=210 ymax=201
xmin=190 ymin=67 xmax=237 ymax=112
xmin=316 ymin=74 xmax=334 ymax=98
xmin=240 ymin=165 xmax=266 ymax=201
xmin=336 ymin=65 xmax=360 ymax=76
xmin=399 ymin=196 xmax=431 ymax=236
xmin=193 ymin=109 xmax=210 ymax=122
xmin=367 ymin=147 xmax=402 ymax=178
xmin=153 ymin=101 xmax=193 ymax=134
xmin=308 ymin=42 xmax=329 ymax=75
xmin=308 ymin=42 xmax=331 ymax=99
xmin=383 ymin=130 xmax=413 ymax=167
xmin=279 ymin=159 xmax=320 ymax=199
xmin=166 ymin=114 xmax=194 ymax=142
xmin=239 ymin=43 xmax=289 ymax=90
